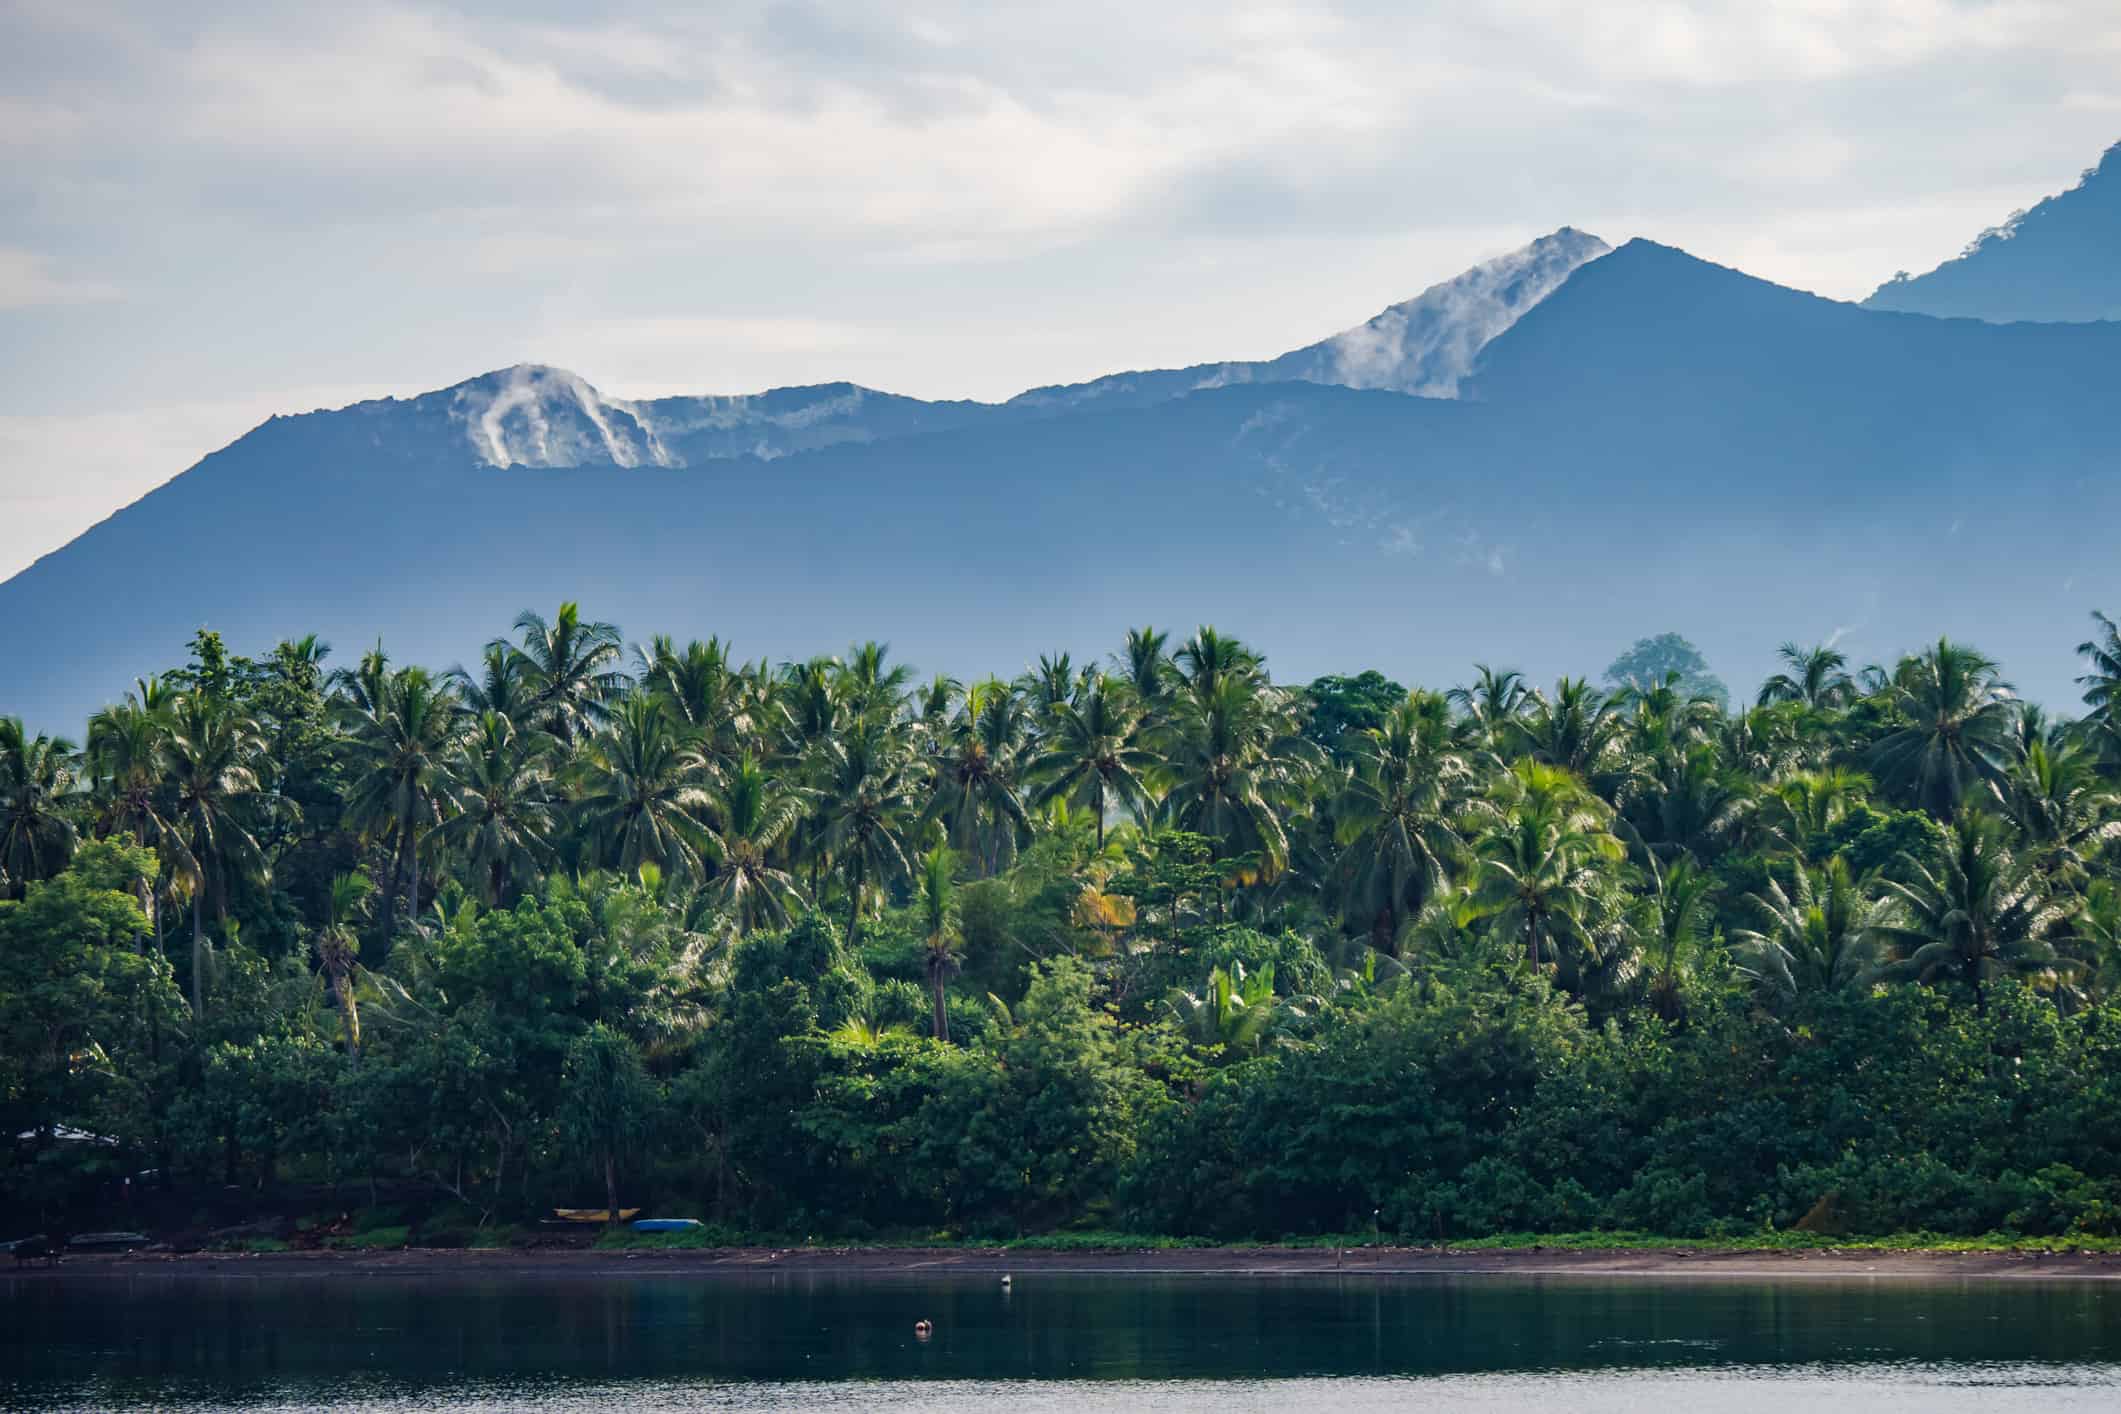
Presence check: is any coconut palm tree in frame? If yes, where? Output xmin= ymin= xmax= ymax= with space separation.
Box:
xmin=316 ymin=872 xmax=375 ymax=1060
xmin=2077 ymin=610 xmax=2121 ymax=738
xmin=573 ymin=695 xmax=717 ymax=889
xmin=1173 ymin=626 xmax=1263 ymax=701
xmin=1157 ymin=673 xmax=1319 ymax=882
xmin=0 ymin=717 xmax=76 ymax=899
xmin=697 ymin=756 xmax=810 ymax=935
xmin=1640 ymin=853 xmax=1715 ymax=1022
xmin=2003 ymin=736 xmax=2121 ymax=885
xmin=1512 ymin=677 xmax=1624 ymax=783
xmin=917 ymin=843 xmax=959 ymax=1041
xmin=1120 ymin=626 xmax=1173 ymax=707
xmin=1757 ymin=642 xmax=1855 ymax=710
xmin=1030 ymin=674 xmax=1155 ymax=850
xmin=1732 ymin=855 xmax=1894 ymax=1001
xmin=1021 ymin=652 xmax=1076 ymax=719
xmin=450 ymin=642 xmax=538 ymax=726
xmin=437 ymin=711 xmax=557 ymax=905
xmin=1868 ymin=639 xmax=2019 ymax=819
xmin=1876 ymin=811 xmax=2073 ymax=1015
xmin=926 ymin=678 xmax=1033 ymax=876
xmin=819 ymin=719 xmax=920 ymax=948
xmin=162 ymin=697 xmax=267 ymax=1014
xmin=502 ymin=602 xmax=629 ymax=746
xmin=341 ymin=666 xmax=461 ymax=928
xmin=1466 ymin=761 xmax=1626 ymax=975
xmin=86 ymin=695 xmax=177 ymax=942
xmin=1447 ymin=664 xmax=1529 ymax=754
xmin=834 ymin=641 xmax=914 ymax=724
xmin=1333 ymin=692 xmax=1468 ymax=952
xmin=1764 ymin=767 xmax=1872 ymax=859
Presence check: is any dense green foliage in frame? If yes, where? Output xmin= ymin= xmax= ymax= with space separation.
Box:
xmin=5 ymin=612 xmax=2121 ymax=1243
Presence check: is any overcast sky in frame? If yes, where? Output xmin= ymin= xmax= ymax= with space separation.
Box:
xmin=3 ymin=0 xmax=2118 ymax=578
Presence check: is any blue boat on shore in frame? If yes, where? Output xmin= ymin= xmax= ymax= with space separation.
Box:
xmin=631 ymin=1219 xmax=703 ymax=1233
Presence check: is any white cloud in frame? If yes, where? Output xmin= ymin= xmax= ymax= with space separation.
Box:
xmin=0 ymin=247 xmax=118 ymax=308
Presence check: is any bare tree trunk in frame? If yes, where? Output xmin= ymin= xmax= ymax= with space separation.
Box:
xmin=604 ymin=1155 xmax=620 ymax=1231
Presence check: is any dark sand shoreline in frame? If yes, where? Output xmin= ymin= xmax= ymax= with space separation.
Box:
xmin=27 ymin=1245 xmax=2121 ymax=1282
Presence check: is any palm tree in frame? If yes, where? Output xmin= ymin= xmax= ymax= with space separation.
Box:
xmin=502 ymin=602 xmax=629 ymax=745
xmin=162 ymin=697 xmax=267 ymax=1014
xmin=1876 ymin=811 xmax=2072 ymax=1015
xmin=1158 ymin=673 xmax=1318 ymax=882
xmin=1021 ymin=652 xmax=1076 ymax=718
xmin=1732 ymin=856 xmax=1893 ymax=1000
xmin=1640 ymin=854 xmax=1715 ymax=1022
xmin=316 ymin=872 xmax=376 ymax=1060
xmin=2003 ymin=736 xmax=2121 ymax=885
xmin=1620 ymin=745 xmax=1754 ymax=865
xmin=573 ymin=695 xmax=717 ymax=889
xmin=1030 ymin=674 xmax=1155 ymax=850
xmin=1173 ymin=626 xmax=1263 ymax=700
xmin=1333 ymin=693 xmax=1467 ymax=952
xmin=1868 ymin=639 xmax=2019 ymax=819
xmin=820 ymin=720 xmax=920 ymax=948
xmin=1757 ymin=642 xmax=1854 ymax=710
xmin=1513 ymin=677 xmax=1623 ymax=782
xmin=1120 ymin=627 xmax=1172 ymax=706
xmin=697 ymin=756 xmax=810 ymax=935
xmin=2077 ymin=610 xmax=2121 ymax=737
xmin=1167 ymin=961 xmax=1285 ymax=1055
xmin=437 ymin=711 xmax=557 ymax=905
xmin=0 ymin=718 xmax=78 ymax=899
xmin=2072 ymin=879 xmax=2121 ymax=1001
xmin=1765 ymin=767 xmax=1872 ymax=858
xmin=834 ymin=640 xmax=914 ymax=724
xmin=926 ymin=678 xmax=1033 ymax=875
xmin=86 ymin=695 xmax=177 ymax=942
xmin=451 ymin=642 xmax=538 ymax=725
xmin=918 ymin=843 xmax=959 ymax=1041
xmin=1447 ymin=665 xmax=1528 ymax=753
xmin=341 ymin=667 xmax=461 ymax=928
xmin=639 ymin=635 xmax=757 ymax=776
xmin=1466 ymin=761 xmax=1625 ymax=975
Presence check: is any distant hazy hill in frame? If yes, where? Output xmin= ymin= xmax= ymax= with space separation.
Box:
xmin=1864 ymin=141 xmax=2121 ymax=322
xmin=4 ymin=221 xmax=2118 ymax=729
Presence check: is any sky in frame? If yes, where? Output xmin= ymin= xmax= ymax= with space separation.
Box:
xmin=3 ymin=0 xmax=2119 ymax=579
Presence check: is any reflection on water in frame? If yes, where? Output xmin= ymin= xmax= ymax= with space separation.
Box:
xmin=4 ymin=1272 xmax=2119 ymax=1411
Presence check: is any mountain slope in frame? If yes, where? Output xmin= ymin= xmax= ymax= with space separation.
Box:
xmin=5 ymin=233 xmax=2119 ymax=728
xmin=1009 ymin=228 xmax=1609 ymax=411
xmin=1864 ymin=141 xmax=2121 ymax=322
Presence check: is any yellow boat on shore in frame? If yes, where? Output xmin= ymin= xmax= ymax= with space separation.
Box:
xmin=552 ymin=1208 xmax=640 ymax=1223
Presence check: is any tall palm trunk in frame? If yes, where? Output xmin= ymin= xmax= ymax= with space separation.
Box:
xmin=331 ymin=966 xmax=363 ymax=1062
xmin=190 ymin=891 xmax=207 ymax=1015
xmin=929 ymin=958 xmax=950 ymax=1043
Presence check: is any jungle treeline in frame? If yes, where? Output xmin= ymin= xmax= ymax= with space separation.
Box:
xmin=5 ymin=607 xmax=2121 ymax=1242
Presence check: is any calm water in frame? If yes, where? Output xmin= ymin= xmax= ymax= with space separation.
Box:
xmin=5 ymin=1271 xmax=2120 ymax=1410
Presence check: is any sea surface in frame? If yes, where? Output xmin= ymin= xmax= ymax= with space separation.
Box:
xmin=5 ymin=1270 xmax=2119 ymax=1410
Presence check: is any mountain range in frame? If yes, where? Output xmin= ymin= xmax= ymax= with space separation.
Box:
xmin=2 ymin=145 xmax=2116 ymax=728
xmin=1866 ymin=140 xmax=2121 ymax=323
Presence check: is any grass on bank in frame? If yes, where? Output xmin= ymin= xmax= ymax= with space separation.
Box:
xmin=586 ymin=1226 xmax=2121 ymax=1255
